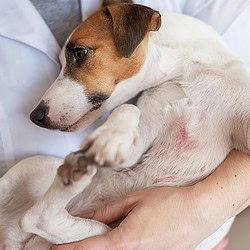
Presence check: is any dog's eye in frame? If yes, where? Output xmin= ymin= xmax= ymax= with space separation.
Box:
xmin=73 ymin=48 xmax=88 ymax=61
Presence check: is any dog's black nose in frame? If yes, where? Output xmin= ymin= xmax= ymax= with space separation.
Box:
xmin=30 ymin=103 xmax=49 ymax=128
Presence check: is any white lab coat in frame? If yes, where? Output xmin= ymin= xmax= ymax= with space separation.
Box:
xmin=0 ymin=0 xmax=250 ymax=248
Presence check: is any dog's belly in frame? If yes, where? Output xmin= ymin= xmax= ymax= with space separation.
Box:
xmin=134 ymin=98 xmax=232 ymax=186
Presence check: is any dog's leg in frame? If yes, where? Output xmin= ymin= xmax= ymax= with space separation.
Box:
xmin=82 ymin=83 xmax=187 ymax=167
xmin=81 ymin=104 xmax=140 ymax=166
xmin=20 ymin=157 xmax=110 ymax=245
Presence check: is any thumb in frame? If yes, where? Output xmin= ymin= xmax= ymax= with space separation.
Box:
xmin=90 ymin=195 xmax=138 ymax=224
xmin=52 ymin=226 xmax=134 ymax=250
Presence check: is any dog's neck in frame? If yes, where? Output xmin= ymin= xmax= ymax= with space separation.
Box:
xmin=76 ymin=36 xmax=183 ymax=131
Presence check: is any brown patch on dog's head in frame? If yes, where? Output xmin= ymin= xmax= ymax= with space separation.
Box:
xmin=64 ymin=4 xmax=161 ymax=100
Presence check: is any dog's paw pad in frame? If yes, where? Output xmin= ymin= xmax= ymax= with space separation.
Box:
xmin=58 ymin=154 xmax=97 ymax=186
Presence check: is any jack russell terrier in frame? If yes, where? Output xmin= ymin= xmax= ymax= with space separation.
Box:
xmin=1 ymin=2 xmax=250 ymax=249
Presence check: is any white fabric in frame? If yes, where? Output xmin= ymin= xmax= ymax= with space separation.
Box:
xmin=0 ymin=0 xmax=250 ymax=248
xmin=0 ymin=0 xmax=107 ymax=175
xmin=196 ymin=217 xmax=235 ymax=250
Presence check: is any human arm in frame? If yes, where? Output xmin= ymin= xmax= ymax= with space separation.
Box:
xmin=52 ymin=151 xmax=250 ymax=250
xmin=194 ymin=150 xmax=250 ymax=226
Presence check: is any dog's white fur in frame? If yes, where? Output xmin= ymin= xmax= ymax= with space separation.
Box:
xmin=1 ymin=12 xmax=250 ymax=249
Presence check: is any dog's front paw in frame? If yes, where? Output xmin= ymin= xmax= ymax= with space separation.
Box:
xmin=81 ymin=125 xmax=138 ymax=166
xmin=58 ymin=152 xmax=97 ymax=186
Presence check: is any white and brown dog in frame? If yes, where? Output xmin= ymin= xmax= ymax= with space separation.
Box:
xmin=1 ymin=3 xmax=250 ymax=249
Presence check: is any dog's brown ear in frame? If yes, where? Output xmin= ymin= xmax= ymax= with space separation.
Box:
xmin=102 ymin=0 xmax=133 ymax=7
xmin=104 ymin=4 xmax=161 ymax=58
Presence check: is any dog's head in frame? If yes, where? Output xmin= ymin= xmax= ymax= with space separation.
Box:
xmin=30 ymin=4 xmax=161 ymax=131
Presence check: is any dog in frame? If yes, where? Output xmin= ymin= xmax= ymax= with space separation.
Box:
xmin=1 ymin=3 xmax=250 ymax=249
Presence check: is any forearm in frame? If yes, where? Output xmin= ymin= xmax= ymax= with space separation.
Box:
xmin=194 ymin=151 xmax=250 ymax=223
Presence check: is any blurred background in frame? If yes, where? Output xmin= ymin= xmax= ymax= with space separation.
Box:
xmin=228 ymin=208 xmax=250 ymax=249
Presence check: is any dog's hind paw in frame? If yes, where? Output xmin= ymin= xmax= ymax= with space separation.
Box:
xmin=58 ymin=152 xmax=97 ymax=186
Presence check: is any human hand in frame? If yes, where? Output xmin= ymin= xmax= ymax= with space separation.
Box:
xmin=52 ymin=186 xmax=228 ymax=250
